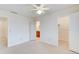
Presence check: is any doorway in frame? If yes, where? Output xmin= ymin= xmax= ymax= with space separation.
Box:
xmin=35 ymin=21 xmax=40 ymax=42
xmin=0 ymin=17 xmax=8 ymax=48
xmin=58 ymin=16 xmax=69 ymax=49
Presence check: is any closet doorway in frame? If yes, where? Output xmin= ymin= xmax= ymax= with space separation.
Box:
xmin=58 ymin=16 xmax=69 ymax=49
xmin=0 ymin=17 xmax=8 ymax=48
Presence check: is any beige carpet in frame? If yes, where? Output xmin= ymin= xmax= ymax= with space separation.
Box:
xmin=0 ymin=41 xmax=74 ymax=54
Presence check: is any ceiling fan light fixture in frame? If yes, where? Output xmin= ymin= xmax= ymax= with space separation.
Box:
xmin=32 ymin=4 xmax=49 ymax=15
xmin=36 ymin=10 xmax=42 ymax=15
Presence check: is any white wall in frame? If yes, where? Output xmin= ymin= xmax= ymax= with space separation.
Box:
xmin=0 ymin=10 xmax=30 ymax=47
xmin=40 ymin=15 xmax=58 ymax=46
xmin=8 ymin=14 xmax=30 ymax=47
xmin=40 ymin=5 xmax=79 ymax=47
xmin=69 ymin=12 xmax=79 ymax=53
xmin=29 ymin=20 xmax=36 ymax=41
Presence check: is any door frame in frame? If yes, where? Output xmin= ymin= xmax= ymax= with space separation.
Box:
xmin=0 ymin=17 xmax=8 ymax=47
xmin=57 ymin=16 xmax=69 ymax=49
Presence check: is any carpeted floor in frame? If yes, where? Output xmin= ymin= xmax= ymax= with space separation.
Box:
xmin=0 ymin=41 xmax=74 ymax=54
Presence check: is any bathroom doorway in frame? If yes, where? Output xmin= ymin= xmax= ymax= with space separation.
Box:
xmin=58 ymin=16 xmax=69 ymax=49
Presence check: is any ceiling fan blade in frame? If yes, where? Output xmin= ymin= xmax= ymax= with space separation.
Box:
xmin=40 ymin=4 xmax=44 ymax=8
xmin=32 ymin=4 xmax=39 ymax=9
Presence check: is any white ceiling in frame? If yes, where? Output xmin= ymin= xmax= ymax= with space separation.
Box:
xmin=0 ymin=4 xmax=77 ymax=17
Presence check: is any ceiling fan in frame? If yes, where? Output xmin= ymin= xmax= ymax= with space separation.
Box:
xmin=32 ymin=4 xmax=49 ymax=15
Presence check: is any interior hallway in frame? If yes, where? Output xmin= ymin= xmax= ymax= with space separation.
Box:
xmin=0 ymin=41 xmax=74 ymax=54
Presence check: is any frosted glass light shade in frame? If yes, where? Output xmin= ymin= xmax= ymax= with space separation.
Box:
xmin=36 ymin=10 xmax=42 ymax=15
